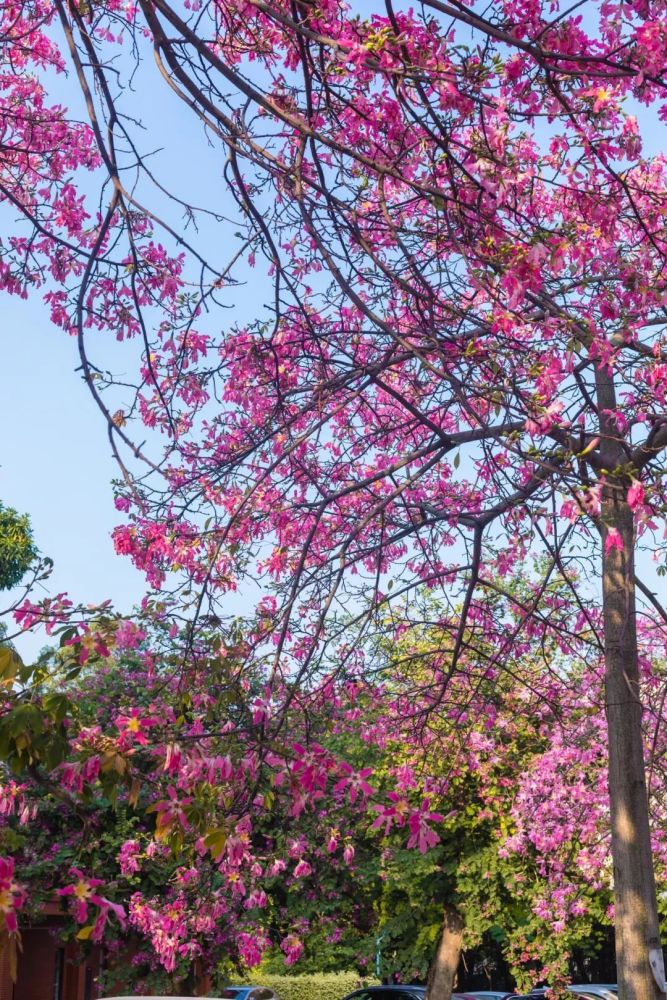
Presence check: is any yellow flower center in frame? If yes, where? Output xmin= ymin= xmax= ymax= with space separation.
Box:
xmin=74 ymin=881 xmax=90 ymax=900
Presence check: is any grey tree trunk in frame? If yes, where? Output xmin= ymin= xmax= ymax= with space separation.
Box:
xmin=598 ymin=369 xmax=664 ymax=1000
xmin=425 ymin=904 xmax=464 ymax=1000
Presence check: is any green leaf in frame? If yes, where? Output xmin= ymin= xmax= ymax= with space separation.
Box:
xmin=204 ymin=827 xmax=227 ymax=858
xmin=0 ymin=646 xmax=22 ymax=682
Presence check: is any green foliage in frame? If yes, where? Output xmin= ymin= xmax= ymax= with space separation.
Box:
xmin=0 ymin=646 xmax=74 ymax=774
xmin=360 ymin=588 xmax=616 ymax=988
xmin=0 ymin=504 xmax=36 ymax=590
xmin=238 ymin=970 xmax=378 ymax=1000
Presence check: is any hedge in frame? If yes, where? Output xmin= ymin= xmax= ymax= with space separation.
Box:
xmin=238 ymin=970 xmax=379 ymax=1000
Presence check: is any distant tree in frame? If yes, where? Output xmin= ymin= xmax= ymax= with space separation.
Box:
xmin=0 ymin=505 xmax=35 ymax=592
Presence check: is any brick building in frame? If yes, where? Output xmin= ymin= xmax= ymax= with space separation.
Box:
xmin=0 ymin=905 xmax=101 ymax=1000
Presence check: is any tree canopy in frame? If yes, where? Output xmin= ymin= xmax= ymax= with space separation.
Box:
xmin=0 ymin=506 xmax=35 ymax=592
xmin=2 ymin=2 xmax=667 ymax=998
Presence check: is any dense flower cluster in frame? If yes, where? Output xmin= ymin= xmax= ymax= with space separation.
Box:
xmin=0 ymin=858 xmax=25 ymax=936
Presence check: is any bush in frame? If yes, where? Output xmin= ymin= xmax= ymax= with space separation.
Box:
xmin=239 ymin=970 xmax=379 ymax=1000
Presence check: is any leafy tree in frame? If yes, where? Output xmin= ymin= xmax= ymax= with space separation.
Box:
xmin=0 ymin=505 xmax=35 ymax=592
xmin=362 ymin=597 xmax=610 ymax=991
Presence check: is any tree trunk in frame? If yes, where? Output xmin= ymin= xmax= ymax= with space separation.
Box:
xmin=425 ymin=904 xmax=464 ymax=1000
xmin=598 ymin=370 xmax=664 ymax=1000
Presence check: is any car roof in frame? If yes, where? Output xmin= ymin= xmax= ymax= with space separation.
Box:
xmin=568 ymin=989 xmax=617 ymax=994
xmin=345 ymin=990 xmax=477 ymax=998
xmin=222 ymin=991 xmax=277 ymax=998
xmin=346 ymin=988 xmax=425 ymax=994
xmin=108 ymin=988 xmax=278 ymax=1000
xmin=103 ymin=989 xmax=278 ymax=1000
xmin=514 ymin=989 xmax=618 ymax=1000
xmin=345 ymin=989 xmax=484 ymax=995
xmin=466 ymin=993 xmax=513 ymax=998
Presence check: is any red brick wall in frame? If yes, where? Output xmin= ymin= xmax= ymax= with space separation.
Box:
xmin=0 ymin=946 xmax=12 ymax=1000
xmin=0 ymin=924 xmax=102 ymax=1000
xmin=14 ymin=929 xmax=58 ymax=1000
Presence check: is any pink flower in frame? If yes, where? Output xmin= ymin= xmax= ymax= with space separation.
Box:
xmin=604 ymin=528 xmax=624 ymax=554
xmin=237 ymin=930 xmax=270 ymax=967
xmin=0 ymin=858 xmax=26 ymax=935
xmin=627 ymin=481 xmax=645 ymax=511
xmin=115 ymin=707 xmax=158 ymax=746
xmin=58 ymin=869 xmax=125 ymax=938
xmin=281 ymin=933 xmax=304 ymax=965
xmin=118 ymin=840 xmax=142 ymax=875
xmin=406 ymin=800 xmax=444 ymax=854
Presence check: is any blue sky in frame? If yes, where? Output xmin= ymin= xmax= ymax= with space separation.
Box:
xmin=0 ymin=37 xmax=262 ymax=659
xmin=0 ymin=292 xmax=147 ymax=657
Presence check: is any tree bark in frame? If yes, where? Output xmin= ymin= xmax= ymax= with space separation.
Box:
xmin=425 ymin=904 xmax=464 ymax=1000
xmin=598 ymin=370 xmax=664 ymax=1000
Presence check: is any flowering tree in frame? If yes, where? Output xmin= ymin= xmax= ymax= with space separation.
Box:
xmin=370 ymin=595 xmax=667 ymax=993
xmin=3 ymin=1 xmax=667 ymax=999
xmin=0 ymin=623 xmax=415 ymax=989
xmin=3 ymin=566 xmax=667 ymax=989
xmin=3 ymin=598 xmax=660 ymax=992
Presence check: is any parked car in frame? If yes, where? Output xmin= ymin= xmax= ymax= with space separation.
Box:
xmin=338 ymin=985 xmax=620 ymax=1000
xmin=466 ymin=992 xmax=514 ymax=1000
xmin=340 ymin=985 xmax=618 ymax=1000
xmin=341 ymin=985 xmax=478 ymax=1000
xmin=568 ymin=987 xmax=617 ymax=1000
xmin=514 ymin=987 xmax=618 ymax=1000
xmin=221 ymin=989 xmax=279 ymax=1000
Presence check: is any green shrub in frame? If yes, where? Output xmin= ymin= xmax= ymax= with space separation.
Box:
xmin=238 ymin=970 xmax=379 ymax=1000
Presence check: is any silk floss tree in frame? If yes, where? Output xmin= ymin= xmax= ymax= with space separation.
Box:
xmin=3 ymin=1 xmax=667 ymax=999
